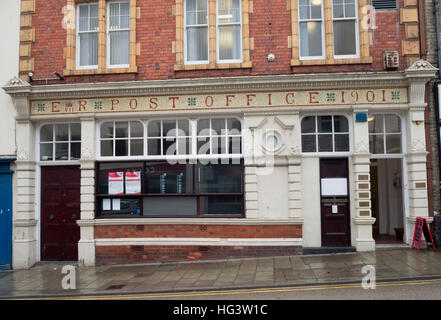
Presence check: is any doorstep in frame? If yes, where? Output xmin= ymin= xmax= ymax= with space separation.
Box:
xmin=302 ymin=247 xmax=357 ymax=255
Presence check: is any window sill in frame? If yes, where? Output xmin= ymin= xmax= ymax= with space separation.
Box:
xmin=63 ymin=66 xmax=138 ymax=76
xmin=174 ymin=61 xmax=252 ymax=71
xmin=291 ymin=57 xmax=373 ymax=66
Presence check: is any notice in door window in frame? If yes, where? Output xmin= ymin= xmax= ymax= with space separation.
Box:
xmin=125 ymin=171 xmax=141 ymax=194
xmin=108 ymin=172 xmax=124 ymax=195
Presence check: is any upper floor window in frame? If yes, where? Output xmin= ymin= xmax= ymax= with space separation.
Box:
xmin=332 ymin=0 xmax=358 ymax=58
xmin=185 ymin=0 xmax=209 ymax=63
xmin=77 ymin=3 xmax=99 ymax=69
xmin=369 ymin=114 xmax=402 ymax=154
xmin=301 ymin=115 xmax=350 ymax=153
xmin=40 ymin=123 xmax=81 ymax=161
xmin=107 ymin=1 xmax=130 ymax=68
xmin=66 ymin=0 xmax=137 ymax=76
xmin=101 ymin=121 xmax=144 ymax=157
xmin=175 ymin=0 xmax=251 ymax=70
xmin=289 ymin=0 xmax=371 ymax=66
xmin=299 ymin=0 xmax=324 ymax=59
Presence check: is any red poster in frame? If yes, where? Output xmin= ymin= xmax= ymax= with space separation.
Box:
xmin=125 ymin=171 xmax=141 ymax=194
xmin=108 ymin=172 xmax=124 ymax=195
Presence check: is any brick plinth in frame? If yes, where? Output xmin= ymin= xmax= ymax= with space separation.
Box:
xmin=94 ymin=224 xmax=302 ymax=239
xmin=96 ymin=245 xmax=302 ymax=265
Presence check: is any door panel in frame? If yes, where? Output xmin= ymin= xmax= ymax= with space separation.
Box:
xmin=0 ymin=173 xmax=12 ymax=269
xmin=320 ymin=158 xmax=351 ymax=247
xmin=41 ymin=166 xmax=80 ymax=261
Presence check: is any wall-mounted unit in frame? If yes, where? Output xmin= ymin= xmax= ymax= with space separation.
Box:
xmin=383 ymin=51 xmax=399 ymax=70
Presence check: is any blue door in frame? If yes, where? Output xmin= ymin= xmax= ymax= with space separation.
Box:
xmin=0 ymin=160 xmax=14 ymax=269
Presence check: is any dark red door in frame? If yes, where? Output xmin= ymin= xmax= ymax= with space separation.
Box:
xmin=41 ymin=166 xmax=80 ymax=261
xmin=320 ymin=158 xmax=351 ymax=247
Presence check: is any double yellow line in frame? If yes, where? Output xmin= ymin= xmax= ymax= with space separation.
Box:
xmin=9 ymin=277 xmax=441 ymax=300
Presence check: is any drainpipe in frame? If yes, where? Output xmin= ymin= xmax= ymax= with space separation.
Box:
xmin=434 ymin=0 xmax=441 ymax=211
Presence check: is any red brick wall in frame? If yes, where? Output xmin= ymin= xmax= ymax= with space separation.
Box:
xmin=94 ymin=225 xmax=302 ymax=239
xmin=96 ymin=245 xmax=302 ymax=265
xmin=30 ymin=0 xmax=406 ymax=84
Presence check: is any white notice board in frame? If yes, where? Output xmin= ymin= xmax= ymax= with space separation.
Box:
xmin=321 ymin=178 xmax=348 ymax=196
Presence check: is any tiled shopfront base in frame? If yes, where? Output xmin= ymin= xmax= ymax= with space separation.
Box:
xmin=95 ymin=245 xmax=303 ymax=265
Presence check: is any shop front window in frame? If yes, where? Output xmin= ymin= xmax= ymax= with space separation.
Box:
xmin=368 ymin=114 xmax=402 ymax=154
xmin=97 ymin=117 xmax=243 ymax=218
xmin=39 ymin=123 xmax=81 ymax=161
xmin=301 ymin=115 xmax=350 ymax=153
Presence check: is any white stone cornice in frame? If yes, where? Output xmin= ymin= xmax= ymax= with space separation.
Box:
xmin=11 ymin=72 xmax=414 ymax=101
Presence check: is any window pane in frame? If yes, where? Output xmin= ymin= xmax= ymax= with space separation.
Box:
xmin=100 ymin=198 xmax=141 ymax=216
xmin=130 ymin=121 xmax=143 ymax=138
xmin=55 ymin=143 xmax=69 ymax=160
xmin=55 ymin=124 xmax=69 ymax=141
xmin=300 ymin=22 xmax=323 ymax=57
xmin=109 ymin=30 xmax=130 ymax=65
xmin=301 ymin=116 xmax=316 ymax=133
xmin=333 ymin=20 xmax=356 ymax=56
xmin=147 ymin=138 xmax=161 ymax=155
xmin=101 ymin=122 xmax=114 ymax=138
xmin=115 ymin=139 xmax=128 ymax=156
xmin=198 ymin=119 xmax=210 ymax=135
xmin=40 ymin=125 xmax=53 ymax=142
xmin=227 ymin=118 xmax=241 ymax=134
xmin=71 ymin=142 xmax=81 ymax=160
xmin=302 ymin=135 xmax=316 ymax=152
xmin=311 ymin=1 xmax=322 ymax=19
xmin=177 ymin=138 xmax=192 ymax=155
xmin=369 ymin=134 xmax=384 ymax=154
xmin=386 ymin=134 xmax=402 ymax=153
xmin=318 ymin=116 xmax=332 ymax=133
xmin=163 ymin=137 xmax=176 ymax=155
xmin=197 ymin=136 xmax=211 ymax=155
xmin=334 ymin=134 xmax=349 ymax=151
xmin=197 ymin=164 xmax=243 ymax=193
xmin=218 ymin=0 xmax=240 ymax=23
xmin=318 ymin=134 xmax=333 ymax=152
xmin=71 ymin=123 xmax=81 ymax=141
xmin=145 ymin=162 xmax=193 ymax=194
xmin=229 ymin=136 xmax=242 ymax=154
xmin=40 ymin=143 xmax=53 ymax=161
xmin=143 ymin=197 xmax=197 ymax=216
xmin=115 ymin=122 xmax=129 ymax=138
xmin=368 ymin=114 xmax=383 ymax=133
xmin=186 ymin=27 xmax=208 ymax=61
xmin=178 ymin=120 xmax=190 ymax=136
xmin=345 ymin=1 xmax=356 ymax=17
xmin=299 ymin=5 xmax=310 ymax=19
xmin=130 ymin=139 xmax=144 ymax=156
xmin=162 ymin=120 xmax=176 ymax=137
xmin=200 ymin=196 xmax=242 ymax=215
xmin=219 ymin=25 xmax=241 ymax=61
xmin=211 ymin=136 xmax=227 ymax=154
xmin=79 ymin=33 xmax=98 ymax=66
xmin=212 ymin=119 xmax=226 ymax=135
xmin=109 ymin=3 xmax=120 ymax=29
xmin=148 ymin=120 xmax=161 ymax=137
xmin=333 ymin=116 xmax=348 ymax=132
xmin=385 ymin=114 xmax=401 ymax=133
xmin=333 ymin=3 xmax=344 ymax=18
xmin=101 ymin=140 xmax=113 ymax=156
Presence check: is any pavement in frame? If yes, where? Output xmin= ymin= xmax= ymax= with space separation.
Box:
xmin=0 ymin=248 xmax=440 ymax=299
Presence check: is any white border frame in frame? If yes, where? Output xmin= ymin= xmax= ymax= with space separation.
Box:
xmin=331 ymin=0 xmax=360 ymax=59
xmin=184 ymin=0 xmax=210 ymax=65
xmin=76 ymin=2 xmax=99 ymax=70
xmin=298 ymin=0 xmax=326 ymax=60
xmin=216 ymin=0 xmax=243 ymax=64
xmin=106 ymin=0 xmax=131 ymax=69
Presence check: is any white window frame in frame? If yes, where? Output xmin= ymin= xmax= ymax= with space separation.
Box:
xmin=38 ymin=123 xmax=82 ymax=162
xmin=146 ymin=119 xmax=193 ymax=157
xmin=332 ymin=0 xmax=360 ymax=59
xmin=184 ymin=0 xmax=210 ymax=65
xmin=300 ymin=114 xmax=352 ymax=156
xmin=100 ymin=120 xmax=145 ymax=158
xmin=76 ymin=2 xmax=99 ymax=70
xmin=368 ymin=113 xmax=404 ymax=157
xmin=106 ymin=0 xmax=131 ymax=69
xmin=298 ymin=0 xmax=325 ymax=60
xmin=216 ymin=0 xmax=243 ymax=64
xmin=96 ymin=117 xmax=243 ymax=161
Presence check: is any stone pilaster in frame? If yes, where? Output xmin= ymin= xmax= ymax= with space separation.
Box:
xmin=288 ymin=157 xmax=302 ymax=218
xmin=77 ymin=116 xmax=96 ymax=266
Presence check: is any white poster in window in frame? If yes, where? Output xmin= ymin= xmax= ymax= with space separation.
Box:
xmin=112 ymin=198 xmax=121 ymax=211
xmin=103 ymin=199 xmax=111 ymax=211
xmin=108 ymin=172 xmax=124 ymax=195
xmin=125 ymin=171 xmax=141 ymax=194
xmin=321 ymin=178 xmax=348 ymax=196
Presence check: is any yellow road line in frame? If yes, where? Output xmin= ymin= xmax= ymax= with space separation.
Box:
xmin=9 ymin=277 xmax=441 ymax=300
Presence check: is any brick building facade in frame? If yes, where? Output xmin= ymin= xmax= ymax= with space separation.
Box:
xmin=2 ymin=0 xmax=438 ymax=268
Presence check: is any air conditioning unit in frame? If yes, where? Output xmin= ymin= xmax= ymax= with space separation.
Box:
xmin=383 ymin=51 xmax=399 ymax=69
